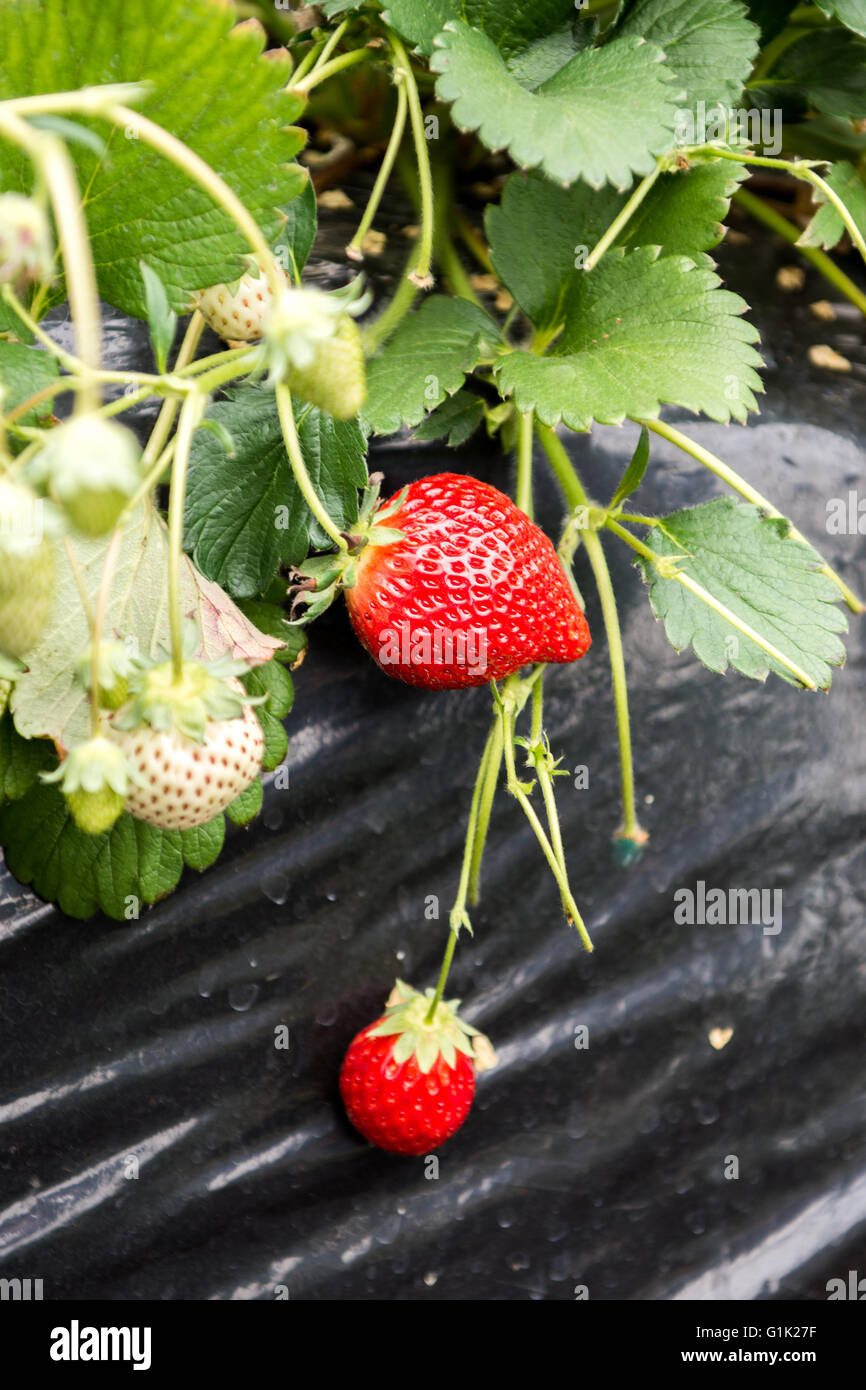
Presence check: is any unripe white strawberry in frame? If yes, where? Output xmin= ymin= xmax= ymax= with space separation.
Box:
xmin=195 ymin=260 xmax=284 ymax=343
xmin=29 ymin=415 xmax=143 ymax=537
xmin=107 ymin=665 xmax=264 ymax=830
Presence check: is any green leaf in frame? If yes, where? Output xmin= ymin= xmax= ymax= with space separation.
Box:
xmin=618 ymin=0 xmax=760 ymax=109
xmin=0 ymin=340 xmax=59 ymax=434
xmin=139 ymin=262 xmax=178 ymax=373
xmin=225 ymin=777 xmax=263 ymax=826
xmin=0 ymin=779 xmax=228 ymax=920
xmin=430 ymin=24 xmax=681 ymax=189
xmin=0 ymin=0 xmax=306 ymax=319
xmin=487 ymin=163 xmax=747 ymax=337
xmin=0 ymin=712 xmax=56 ymax=800
xmin=816 ymin=1 xmax=866 ymax=37
xmin=11 ymin=503 xmax=284 ymax=749
xmin=178 ymin=817 xmax=226 ymax=870
xmin=761 ymin=29 xmax=866 ymax=119
xmin=383 ymin=0 xmax=579 ymax=58
xmin=638 ymin=499 xmax=847 ymax=688
xmin=276 ymin=175 xmax=317 ymax=282
xmin=798 ymin=160 xmax=866 ymax=250
xmin=361 ymin=296 xmax=502 ymax=436
xmin=412 ymin=388 xmax=486 ymax=447
xmin=186 ymin=388 xmax=367 ymax=596
xmin=610 ymin=427 xmax=650 ymax=508
xmin=494 ymin=247 xmax=763 ymax=430
xmin=242 ymin=658 xmax=294 ymax=771
xmin=236 ymin=599 xmax=307 ymax=666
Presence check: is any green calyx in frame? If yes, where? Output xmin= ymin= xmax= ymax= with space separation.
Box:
xmin=368 ymin=979 xmax=480 ymax=1074
xmin=288 ymin=471 xmax=406 ymax=625
xmin=112 ymin=657 xmax=257 ymax=742
xmin=42 ymin=735 xmax=139 ymax=833
xmin=77 ymin=639 xmax=137 ymax=710
xmin=262 ymin=275 xmax=371 ymax=386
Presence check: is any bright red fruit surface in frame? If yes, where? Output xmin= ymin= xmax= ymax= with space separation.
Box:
xmin=339 ymin=1018 xmax=476 ymax=1156
xmin=345 ymin=472 xmax=591 ymax=689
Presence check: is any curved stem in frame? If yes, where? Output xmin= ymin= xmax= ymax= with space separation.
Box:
xmin=639 ymin=415 xmax=864 ymax=613
xmin=468 ymin=717 xmax=504 ymax=905
xmin=142 ymin=310 xmax=205 ymax=470
xmin=346 ymin=78 xmax=408 ymax=260
xmin=732 ymin=186 xmax=866 ymax=320
xmin=388 ymin=32 xmax=434 ymax=288
xmin=275 ymin=382 xmax=347 ymax=551
xmin=584 ymin=162 xmax=663 ymax=272
xmin=167 ymin=393 xmax=205 ymax=679
xmin=291 ymin=45 xmax=371 ymax=94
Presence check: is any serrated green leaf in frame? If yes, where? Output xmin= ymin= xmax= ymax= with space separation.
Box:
xmin=224 ymin=777 xmax=263 ymax=826
xmin=383 ymin=0 xmax=579 ymax=59
xmin=139 ymin=261 xmax=178 ymax=373
xmin=0 ymin=341 xmax=59 ymax=436
xmin=610 ymin=426 xmax=650 ymax=507
xmin=798 ymin=160 xmax=866 ymax=249
xmin=430 ymin=24 xmax=681 ymax=189
xmin=618 ymin=0 xmax=760 ymax=110
xmin=242 ymin=659 xmax=293 ymax=771
xmin=495 ymin=247 xmax=763 ymax=430
xmin=412 ymin=388 xmax=485 ymax=447
xmin=0 ymin=712 xmax=56 ymax=800
xmin=179 ymin=816 xmax=226 ymax=869
xmin=639 ymin=498 xmax=847 ymax=688
xmin=487 ymin=162 xmax=747 ymax=337
xmin=276 ymin=175 xmax=317 ymax=282
xmin=186 ymin=388 xmax=367 ymax=596
xmin=0 ymin=0 xmax=306 ymax=319
xmin=760 ymin=29 xmax=866 ymax=119
xmin=361 ymin=296 xmax=502 ymax=436
xmin=11 ymin=503 xmax=283 ymax=749
xmin=816 ymin=1 xmax=866 ymax=37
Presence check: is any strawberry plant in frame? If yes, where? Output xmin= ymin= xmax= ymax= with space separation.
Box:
xmin=0 ymin=0 xmax=863 ymax=1155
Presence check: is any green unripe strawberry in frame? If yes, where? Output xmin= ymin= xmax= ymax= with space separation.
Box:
xmin=285 ymin=315 xmax=365 ymax=419
xmin=65 ymin=784 xmax=127 ymax=835
xmin=30 ymin=416 xmax=142 ymax=537
xmin=263 ymin=279 xmax=369 ymax=418
xmin=0 ymin=479 xmax=54 ymax=658
xmin=0 ymin=193 xmax=54 ymax=288
xmin=41 ymin=735 xmax=138 ymax=837
xmin=77 ymin=639 xmax=137 ymax=710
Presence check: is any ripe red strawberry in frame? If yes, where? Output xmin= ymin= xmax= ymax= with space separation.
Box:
xmin=339 ymin=981 xmax=478 ymax=1156
xmin=107 ymin=666 xmax=264 ymax=830
xmin=343 ymin=473 xmax=591 ymax=688
xmin=196 ymin=261 xmax=281 ymax=343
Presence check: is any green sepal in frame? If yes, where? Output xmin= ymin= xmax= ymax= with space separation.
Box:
xmin=368 ymin=981 xmax=481 ymax=1075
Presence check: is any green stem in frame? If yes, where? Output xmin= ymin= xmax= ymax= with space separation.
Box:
xmin=584 ymin=162 xmax=663 ymax=271
xmin=468 ymin=718 xmax=504 ymax=905
xmin=167 ymin=393 xmax=204 ymax=680
xmin=732 ymin=186 xmax=866 ymax=319
xmin=311 ymin=18 xmax=349 ymax=73
xmin=425 ymin=930 xmax=459 ymax=1026
xmin=388 ymin=32 xmax=435 ymax=287
xmin=141 ymin=310 xmax=206 ymax=470
xmin=361 ymin=239 xmax=421 ymax=352
xmin=454 ymin=212 xmax=494 ymax=274
xmin=536 ymin=422 xmax=643 ymax=840
xmin=275 ymin=382 xmax=347 ymax=551
xmin=346 ymin=79 xmax=408 ymax=260
xmin=639 ymin=415 xmax=864 ymax=613
xmin=89 ymin=528 xmax=123 ymax=734
xmin=515 ymin=411 xmax=534 ymax=518
xmin=291 ymin=45 xmax=371 ymax=94
xmin=605 ymin=517 xmax=819 ymax=689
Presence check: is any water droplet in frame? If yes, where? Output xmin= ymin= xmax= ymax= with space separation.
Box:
xmin=508 ymin=1252 xmax=530 ymax=1271
xmin=228 ymin=981 xmax=259 ymax=1012
xmin=423 ymin=1271 xmax=438 ymax=1287
xmin=263 ymin=806 xmax=284 ymax=831
xmin=315 ymin=1001 xmax=337 ymax=1027
xmin=262 ymin=872 xmax=289 ymax=905
xmin=496 ymin=1208 xmax=516 ymax=1230
xmin=326 ymin=892 xmax=337 ymax=902
xmin=396 ymin=950 xmax=406 ymax=962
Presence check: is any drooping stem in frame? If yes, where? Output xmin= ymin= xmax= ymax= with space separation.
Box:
xmin=731 ymin=186 xmax=866 ymax=319
xmin=639 ymin=415 xmax=864 ymax=613
xmin=584 ymin=162 xmax=663 ymax=271
xmin=388 ymin=32 xmax=435 ymax=287
xmin=536 ymin=423 xmax=643 ymax=840
xmin=346 ymin=78 xmax=408 ymax=259
xmin=167 ymin=393 xmax=205 ymax=680
xmin=275 ymin=382 xmax=348 ymax=551
xmin=468 ymin=717 xmax=504 ymax=904
xmin=89 ymin=528 xmax=123 ymax=734
xmin=291 ymin=45 xmax=371 ymax=94
xmin=142 ymin=310 xmax=205 ymax=470
xmin=515 ymin=411 xmax=534 ymax=519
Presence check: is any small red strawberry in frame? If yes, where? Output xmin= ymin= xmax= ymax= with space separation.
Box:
xmin=107 ymin=658 xmax=264 ymax=830
xmin=339 ymin=981 xmax=479 ymax=1156
xmin=195 ymin=259 xmax=282 ymax=344
xmin=298 ymin=472 xmax=591 ymax=688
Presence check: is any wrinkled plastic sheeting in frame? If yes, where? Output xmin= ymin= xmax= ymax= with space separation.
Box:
xmin=0 ymin=234 xmax=864 ymax=1301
